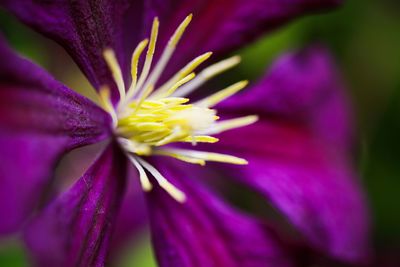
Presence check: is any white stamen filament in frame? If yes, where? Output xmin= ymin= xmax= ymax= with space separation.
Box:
xmin=136 ymin=157 xmax=186 ymax=202
xmin=127 ymin=155 xmax=153 ymax=191
xmin=103 ymin=49 xmax=126 ymax=102
xmin=157 ymin=73 xmax=196 ymax=99
xmin=199 ymin=115 xmax=259 ymax=135
xmin=195 ymin=80 xmax=248 ymax=108
xmin=152 ymin=52 xmax=212 ymax=98
xmin=98 ymin=86 xmax=118 ymax=127
xmin=172 ymin=55 xmax=241 ymax=97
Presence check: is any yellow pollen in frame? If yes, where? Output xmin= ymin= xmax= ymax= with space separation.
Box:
xmin=182 ymin=136 xmax=219 ymax=143
xmin=157 ymin=149 xmax=248 ymax=165
xmin=133 ymin=17 xmax=159 ymax=98
xmin=128 ymin=39 xmax=149 ymax=97
xmin=169 ymin=14 xmax=193 ymax=47
xmin=99 ymin=14 xmax=257 ymax=202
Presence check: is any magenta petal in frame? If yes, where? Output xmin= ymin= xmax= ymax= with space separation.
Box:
xmin=0 ymin=0 xmax=144 ymax=99
xmin=219 ymin=122 xmax=370 ymax=263
xmin=148 ymin=0 xmax=342 ymax=74
xmin=219 ymin=46 xmax=353 ymax=150
xmin=110 ymin=171 xmax=148 ymax=255
xmin=146 ymin=158 xmax=293 ymax=267
xmin=0 ymin=135 xmax=66 ymax=235
xmin=25 ymin=143 xmax=127 ymax=267
xmin=0 ymin=38 xmax=111 ymax=147
xmin=0 ymin=39 xmax=111 ymax=235
xmin=216 ymin=47 xmax=370 ymax=262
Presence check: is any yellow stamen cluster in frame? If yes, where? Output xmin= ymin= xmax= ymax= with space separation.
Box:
xmin=117 ymin=97 xmax=219 ymax=155
xmin=99 ymin=14 xmax=258 ymax=202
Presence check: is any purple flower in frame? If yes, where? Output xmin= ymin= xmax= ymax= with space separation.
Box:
xmin=0 ymin=1 xmax=370 ymax=266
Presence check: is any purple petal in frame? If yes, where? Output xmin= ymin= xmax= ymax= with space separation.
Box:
xmin=0 ymin=38 xmax=111 ymax=235
xmin=110 ymin=170 xmax=148 ymax=256
xmin=215 ymin=47 xmax=370 ymax=262
xmin=218 ymin=123 xmax=370 ymax=263
xmin=0 ymin=0 xmax=144 ymax=100
xmin=25 ymin=143 xmax=127 ymax=267
xmin=146 ymin=158 xmax=293 ymax=267
xmin=219 ymin=45 xmax=353 ymax=150
xmin=147 ymin=0 xmax=342 ymax=74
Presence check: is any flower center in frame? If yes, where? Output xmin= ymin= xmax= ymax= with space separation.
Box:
xmin=98 ymin=14 xmax=257 ymax=202
xmin=117 ymin=98 xmax=218 ymax=155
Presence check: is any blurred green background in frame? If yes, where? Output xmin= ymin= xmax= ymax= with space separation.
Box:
xmin=1 ymin=0 xmax=399 ymax=266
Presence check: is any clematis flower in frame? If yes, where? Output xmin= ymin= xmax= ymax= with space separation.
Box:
xmin=0 ymin=1 xmax=370 ymax=267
